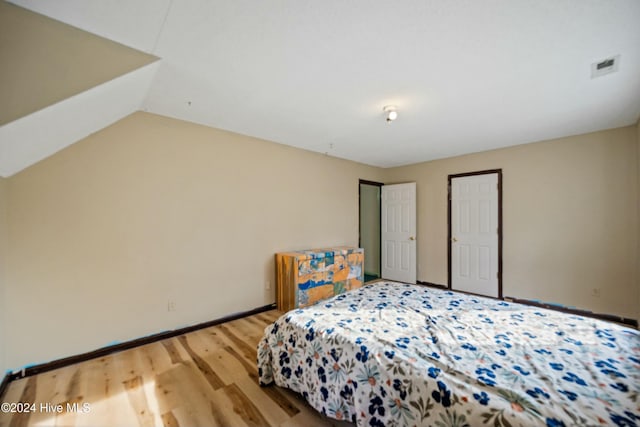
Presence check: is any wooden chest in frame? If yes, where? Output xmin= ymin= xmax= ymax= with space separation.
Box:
xmin=275 ymin=247 xmax=364 ymax=311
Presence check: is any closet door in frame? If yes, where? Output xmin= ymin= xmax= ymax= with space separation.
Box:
xmin=450 ymin=171 xmax=501 ymax=298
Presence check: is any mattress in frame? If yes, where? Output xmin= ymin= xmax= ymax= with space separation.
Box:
xmin=258 ymin=281 xmax=640 ymax=426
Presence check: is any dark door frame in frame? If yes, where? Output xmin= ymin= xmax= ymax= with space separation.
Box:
xmin=359 ymin=179 xmax=384 ymax=280
xmin=447 ymin=169 xmax=503 ymax=298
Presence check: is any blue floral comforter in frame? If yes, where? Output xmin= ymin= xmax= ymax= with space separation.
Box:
xmin=258 ymin=282 xmax=640 ymax=427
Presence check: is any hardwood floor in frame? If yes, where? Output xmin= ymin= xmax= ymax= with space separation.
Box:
xmin=0 ymin=310 xmax=354 ymax=427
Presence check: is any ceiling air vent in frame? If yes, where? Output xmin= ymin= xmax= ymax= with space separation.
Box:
xmin=591 ymin=55 xmax=620 ymax=78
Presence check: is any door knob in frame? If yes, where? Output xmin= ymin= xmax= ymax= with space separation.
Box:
xmin=452 ymin=237 xmax=457 ymax=242
xmin=409 ymin=236 xmax=415 ymax=241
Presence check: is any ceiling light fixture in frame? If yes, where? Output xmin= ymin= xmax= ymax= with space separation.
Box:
xmin=383 ymin=105 xmax=398 ymax=123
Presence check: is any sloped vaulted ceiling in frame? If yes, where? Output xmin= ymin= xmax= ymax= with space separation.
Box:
xmin=2 ymin=0 xmax=640 ymax=176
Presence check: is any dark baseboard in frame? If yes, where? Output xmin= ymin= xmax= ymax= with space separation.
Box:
xmin=415 ymin=281 xmax=637 ymax=328
xmin=0 ymin=302 xmax=276 ymax=398
xmin=416 ymin=280 xmax=447 ymax=289
xmin=506 ymin=297 xmax=638 ymax=328
xmin=405 ymin=280 xmax=639 ymax=329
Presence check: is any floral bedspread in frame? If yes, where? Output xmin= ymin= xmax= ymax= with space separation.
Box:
xmin=258 ymin=281 xmax=640 ymax=427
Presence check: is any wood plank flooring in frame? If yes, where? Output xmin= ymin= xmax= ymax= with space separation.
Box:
xmin=0 ymin=310 xmax=354 ymax=427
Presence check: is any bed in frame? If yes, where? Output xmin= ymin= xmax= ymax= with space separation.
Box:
xmin=258 ymin=281 xmax=639 ymax=427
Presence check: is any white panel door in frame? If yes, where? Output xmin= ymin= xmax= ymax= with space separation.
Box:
xmin=451 ymin=173 xmax=499 ymax=297
xmin=381 ymin=183 xmax=416 ymax=283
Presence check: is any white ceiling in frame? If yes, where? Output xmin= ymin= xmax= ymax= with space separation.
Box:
xmin=9 ymin=0 xmax=640 ymax=168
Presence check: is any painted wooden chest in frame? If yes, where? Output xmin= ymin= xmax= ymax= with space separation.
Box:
xmin=276 ymin=247 xmax=364 ymax=311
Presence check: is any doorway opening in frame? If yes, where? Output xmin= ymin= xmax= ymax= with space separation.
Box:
xmin=359 ymin=180 xmax=383 ymax=282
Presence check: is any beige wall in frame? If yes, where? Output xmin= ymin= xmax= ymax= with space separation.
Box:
xmin=2 ymin=113 xmax=638 ymax=373
xmin=0 ymin=178 xmax=7 ymax=375
xmin=386 ymin=126 xmax=639 ymax=319
xmin=0 ymin=1 xmax=156 ymax=125
xmin=4 ymin=112 xmax=384 ymax=372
